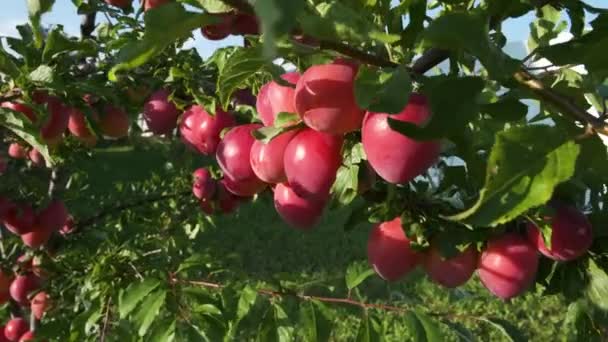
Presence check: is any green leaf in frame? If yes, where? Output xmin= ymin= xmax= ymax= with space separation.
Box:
xmin=148 ymin=318 xmax=176 ymax=342
xmin=177 ymin=253 xmax=212 ymax=274
xmin=274 ymin=112 xmax=301 ymax=128
xmin=355 ymin=313 xmax=382 ymax=342
xmin=404 ymin=310 xmax=443 ymax=342
xmin=299 ymin=1 xmax=400 ymax=46
xmin=586 ymin=259 xmax=608 ymax=310
xmin=194 ymin=304 xmax=223 ymax=317
xmin=354 ymin=65 xmax=412 ymax=114
xmin=217 ymin=47 xmax=267 ymax=110
xmin=42 ymin=26 xmax=96 ymax=62
xmin=331 ymin=165 xmax=359 ymax=206
xmin=480 ymin=98 xmax=528 ymax=122
xmin=109 ymin=3 xmax=214 ymax=81
xmin=388 ymin=76 xmax=484 ymax=140
xmin=28 ymin=65 xmax=55 ymax=84
xmin=191 ymin=0 xmax=233 ymax=12
xmin=132 ymin=289 xmax=167 ymax=336
xmin=118 ymin=278 xmax=161 ymax=318
xmin=477 ymin=317 xmax=527 ymax=342
xmin=254 ymin=0 xmax=305 ymax=58
xmin=536 ymin=31 xmax=608 ymax=77
xmin=443 ymin=321 xmax=476 ymax=342
xmin=28 ymin=0 xmax=55 ymax=48
xmin=420 ymin=11 xmax=519 ymax=79
xmin=345 ymin=262 xmax=375 ymax=290
xmin=447 ymin=125 xmax=580 ymax=227
xmin=0 ymin=109 xmax=53 ymax=165
xmin=0 ymin=43 xmax=21 ymax=79
xmin=236 ymin=285 xmax=258 ymax=320
xmin=299 ymin=301 xmax=332 ymax=342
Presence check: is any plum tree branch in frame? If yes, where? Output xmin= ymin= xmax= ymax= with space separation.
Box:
xmin=174 ymin=277 xmax=474 ymax=321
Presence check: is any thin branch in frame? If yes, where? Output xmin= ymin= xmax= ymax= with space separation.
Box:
xmin=99 ymin=297 xmax=112 ymax=342
xmin=74 ymin=191 xmax=191 ymax=231
xmin=174 ymin=278 xmax=474 ymax=320
xmin=80 ymin=10 xmax=97 ymax=38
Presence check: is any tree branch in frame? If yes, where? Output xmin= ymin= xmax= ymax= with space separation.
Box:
xmin=80 ymin=11 xmax=97 ymax=38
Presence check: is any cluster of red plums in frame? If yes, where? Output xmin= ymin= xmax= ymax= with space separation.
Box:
xmin=368 ymin=204 xmax=593 ymax=299
xmin=104 ymin=0 xmax=259 ymax=41
xmin=0 ymin=254 xmax=50 ymax=342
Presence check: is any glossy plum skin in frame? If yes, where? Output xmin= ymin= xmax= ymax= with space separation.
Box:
xmin=192 ymin=168 xmax=216 ymax=201
xmin=217 ymin=179 xmax=241 ymax=213
xmin=423 ymin=246 xmax=478 ymax=288
xmin=258 ymin=72 xmax=301 ymax=127
xmin=3 ymin=204 xmax=35 ymax=235
xmin=283 ymin=129 xmax=343 ymax=200
xmin=179 ymin=105 xmax=236 ymax=155
xmin=294 ymin=62 xmax=364 ymax=134
xmin=22 ymin=200 xmax=69 ymax=249
xmin=9 ymin=274 xmax=41 ymax=305
xmin=232 ymin=13 xmax=259 ymax=35
xmin=143 ymin=0 xmax=169 ymax=10
xmin=273 ymin=183 xmax=326 ymax=229
xmin=221 ymin=175 xmax=267 ymax=197
xmin=1 ymin=102 xmax=36 ymax=122
xmin=216 ymin=124 xmax=263 ymax=182
xmin=28 ymin=149 xmax=45 ymax=167
xmin=478 ymin=233 xmax=539 ymax=300
xmin=144 ymin=90 xmax=180 ymax=135
xmin=17 ymin=332 xmax=35 ymax=342
xmin=250 ymin=130 xmax=299 ymax=184
xmin=367 ymin=217 xmax=421 ymax=281
xmin=105 ymin=0 xmax=131 ymax=8
xmin=8 ymin=144 xmax=27 ymax=159
xmin=0 ymin=271 xmax=13 ymax=305
xmin=526 ymin=205 xmax=593 ymax=261
xmin=201 ymin=13 xmax=234 ymax=40
xmin=68 ymin=108 xmax=97 ymax=146
xmin=100 ymin=105 xmax=130 ymax=138
xmin=31 ymin=291 xmax=49 ymax=320
xmin=362 ymin=94 xmax=441 ymax=184
xmin=40 ymin=98 xmax=69 ymax=145
xmin=3 ymin=318 xmax=28 ymax=342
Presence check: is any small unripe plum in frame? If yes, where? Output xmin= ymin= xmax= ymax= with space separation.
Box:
xmin=1 ymin=102 xmax=36 ymax=123
xmin=201 ymin=13 xmax=234 ymax=40
xmin=283 ymin=129 xmax=343 ymax=200
xmin=294 ymin=62 xmax=364 ymax=134
xmin=17 ymin=332 xmax=35 ymax=342
xmin=99 ymin=105 xmax=129 ymax=138
xmin=217 ymin=179 xmax=240 ymax=213
xmin=258 ymin=72 xmax=301 ymax=127
xmin=422 ymin=246 xmax=478 ymax=288
xmin=40 ymin=97 xmax=69 ymax=145
xmin=362 ymin=94 xmax=440 ymax=184
xmin=9 ymin=274 xmax=41 ymax=305
xmin=8 ymin=143 xmax=28 ymax=159
xmin=192 ymin=168 xmax=216 ymax=201
xmin=274 ymin=182 xmax=326 ymax=229
xmin=179 ymin=105 xmax=236 ymax=155
xmin=31 ymin=291 xmax=49 ymax=320
xmin=0 ymin=270 xmax=13 ymax=305
xmin=216 ymin=124 xmax=263 ymax=182
xmin=68 ymin=108 xmax=97 ymax=146
xmin=143 ymin=0 xmax=170 ymax=10
xmin=105 ymin=0 xmax=131 ymax=8
xmin=3 ymin=318 xmax=28 ymax=342
xmin=231 ymin=13 xmax=259 ymax=35
xmin=367 ymin=217 xmax=421 ymax=281
xmin=144 ymin=90 xmax=180 ymax=135
xmin=527 ymin=205 xmax=593 ymax=261
xmin=478 ymin=233 xmax=539 ymax=300
xmin=28 ymin=149 xmax=45 ymax=167
xmin=250 ymin=130 xmax=299 ymax=184
xmin=221 ymin=175 xmax=266 ymax=197
xmin=3 ymin=204 xmax=35 ymax=235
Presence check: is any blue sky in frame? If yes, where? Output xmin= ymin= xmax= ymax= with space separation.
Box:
xmin=0 ymin=0 xmax=606 ymax=59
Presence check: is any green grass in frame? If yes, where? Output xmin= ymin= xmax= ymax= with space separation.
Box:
xmin=191 ymin=194 xmax=567 ymax=341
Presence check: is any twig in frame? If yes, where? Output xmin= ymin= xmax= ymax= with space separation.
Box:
xmin=174 ymin=277 xmax=476 ymax=320
xmin=74 ymin=190 xmax=191 ymax=231
xmin=130 ymin=263 xmax=144 ymax=281
xmin=80 ymin=9 xmax=97 ymax=38
xmin=99 ymin=297 xmax=112 ymax=342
